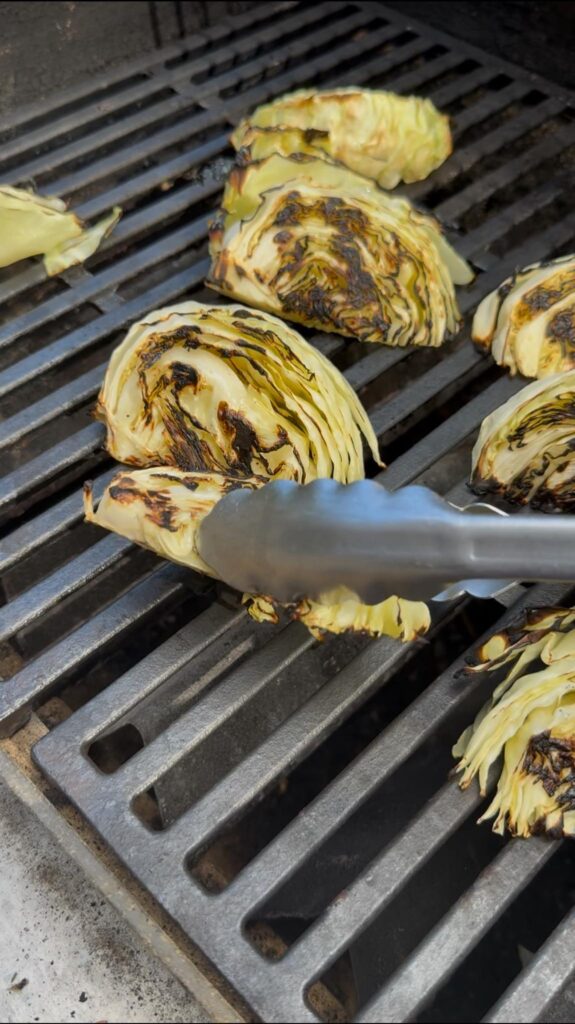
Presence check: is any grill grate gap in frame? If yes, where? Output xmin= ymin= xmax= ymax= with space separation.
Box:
xmin=45 ymin=580 xmax=213 ymax=707
xmin=189 ymin=600 xmax=502 ymax=897
xmin=410 ymin=56 xmax=480 ymax=99
xmin=454 ymin=90 xmax=548 ymax=151
xmin=423 ymin=114 xmax=573 ymax=211
xmin=365 ymin=43 xmax=448 ymax=92
xmin=0 ymin=73 xmax=152 ymax=149
xmin=0 ymin=305 xmax=101 ymax=378
xmin=417 ymin=843 xmax=575 ymax=1023
xmin=220 ymin=21 xmax=411 ymax=100
xmin=310 ymin=808 xmax=509 ymax=1020
xmin=446 ymin=73 xmax=515 ymax=115
xmin=130 ymin=629 xmax=370 ymax=832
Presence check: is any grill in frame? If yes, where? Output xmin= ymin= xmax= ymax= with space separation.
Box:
xmin=2 ymin=2 xmax=575 ymax=1021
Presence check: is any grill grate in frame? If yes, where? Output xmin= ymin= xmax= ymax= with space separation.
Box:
xmin=2 ymin=2 xmax=575 ymax=1020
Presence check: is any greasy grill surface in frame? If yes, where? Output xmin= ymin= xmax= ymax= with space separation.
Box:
xmin=1 ymin=2 xmax=575 ymax=1020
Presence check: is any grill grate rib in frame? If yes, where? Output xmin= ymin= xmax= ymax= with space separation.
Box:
xmin=2 ymin=2 xmax=575 ymax=1020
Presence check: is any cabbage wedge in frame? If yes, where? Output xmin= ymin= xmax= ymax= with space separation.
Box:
xmin=96 ymin=300 xmax=381 ymax=482
xmin=0 ymin=185 xmax=120 ymax=274
xmin=454 ymin=606 xmax=575 ymax=837
xmin=85 ymin=468 xmax=430 ymax=644
xmin=207 ymin=153 xmax=472 ymax=347
xmin=92 ymin=301 xmax=429 ymax=642
xmin=84 ymin=468 xmax=257 ymax=577
xmin=231 ymin=88 xmax=452 ymax=189
xmin=247 ymin=591 xmax=431 ymax=642
xmin=470 ymin=369 xmax=575 ymax=510
xmin=472 ymin=254 xmax=575 ymax=378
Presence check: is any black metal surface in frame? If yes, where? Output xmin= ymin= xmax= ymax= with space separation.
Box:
xmin=1 ymin=2 xmax=575 ymax=1020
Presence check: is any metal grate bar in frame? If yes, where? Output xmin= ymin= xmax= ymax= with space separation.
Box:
xmin=459 ymin=180 xmax=565 ymax=259
xmin=485 ymin=908 xmax=575 ymax=1023
xmin=193 ymin=8 xmax=385 ymax=102
xmin=276 ymin=782 xmax=481 ymax=991
xmin=0 ymin=260 xmax=210 ymax=401
xmin=0 ymin=264 xmax=46 ymax=306
xmin=222 ymin=23 xmax=429 ymax=119
xmin=369 ymin=344 xmax=483 ymax=440
xmin=230 ymin=584 xmax=565 ymax=986
xmin=366 ymin=49 xmax=467 ymax=99
xmin=0 ymin=423 xmax=103 ymax=525
xmin=343 ymin=346 xmax=407 ymax=391
xmin=0 ymin=467 xmax=116 ymax=575
xmin=0 ymin=365 xmax=106 ymax=452
xmin=8 ymin=97 xmax=218 ymax=186
xmin=109 ymin=623 xmax=314 ymax=797
xmin=34 ymin=582 xmax=572 ymax=1023
xmin=437 ymin=124 xmax=575 ymax=228
xmin=429 ymin=64 xmax=504 ymax=110
xmin=0 ymin=562 xmax=190 ymax=737
xmin=357 ymin=841 xmax=556 ymax=1023
xmin=451 ymin=79 xmax=533 ymax=139
xmin=381 ymin=374 xmax=522 ymax=490
xmin=408 ymin=97 xmax=564 ymax=202
xmin=0 ymin=216 xmax=209 ymax=352
xmin=0 ymin=534 xmax=133 ymax=644
xmin=0 ymin=2 xmax=298 ymax=165
xmin=262 ymin=32 xmax=436 ymax=98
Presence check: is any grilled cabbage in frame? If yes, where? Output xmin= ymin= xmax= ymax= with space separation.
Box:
xmin=208 ymin=153 xmax=472 ymax=347
xmin=454 ymin=606 xmax=575 ymax=837
xmin=247 ymin=591 xmax=430 ymax=642
xmin=84 ymin=468 xmax=257 ymax=577
xmin=92 ymin=301 xmax=429 ymax=642
xmin=473 ymin=254 xmax=575 ymax=378
xmin=96 ymin=300 xmax=381 ymax=482
xmin=470 ymin=369 xmax=575 ymax=511
xmin=85 ymin=468 xmax=429 ymax=644
xmin=0 ymin=185 xmax=120 ymax=274
xmin=231 ymin=88 xmax=452 ymax=189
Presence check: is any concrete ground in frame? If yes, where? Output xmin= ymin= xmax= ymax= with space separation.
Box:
xmin=0 ymin=780 xmax=209 ymax=1024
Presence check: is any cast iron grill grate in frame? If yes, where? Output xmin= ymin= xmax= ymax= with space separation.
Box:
xmin=1 ymin=2 xmax=575 ymax=1020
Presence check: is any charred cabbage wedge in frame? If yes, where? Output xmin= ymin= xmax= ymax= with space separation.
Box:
xmin=84 ymin=469 xmax=258 ymax=577
xmin=471 ymin=369 xmax=575 ymax=511
xmin=473 ymin=254 xmax=575 ymax=378
xmin=207 ymin=153 xmax=473 ymax=347
xmin=96 ymin=300 xmax=380 ymax=482
xmin=85 ymin=469 xmax=431 ymax=642
xmin=93 ymin=302 xmax=429 ymax=642
xmin=0 ymin=185 xmax=120 ymax=274
xmin=454 ymin=607 xmax=575 ymax=838
xmin=231 ymin=88 xmax=452 ymax=189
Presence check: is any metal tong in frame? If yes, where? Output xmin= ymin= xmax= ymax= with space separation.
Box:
xmin=197 ymin=478 xmax=575 ymax=604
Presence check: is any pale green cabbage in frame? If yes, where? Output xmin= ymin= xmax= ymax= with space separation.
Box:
xmin=473 ymin=254 xmax=575 ymax=378
xmin=454 ymin=607 xmax=575 ymax=837
xmin=471 ymin=369 xmax=575 ymax=511
xmin=207 ymin=153 xmax=473 ymax=347
xmin=231 ymin=88 xmax=452 ymax=189
xmin=0 ymin=184 xmax=120 ymax=274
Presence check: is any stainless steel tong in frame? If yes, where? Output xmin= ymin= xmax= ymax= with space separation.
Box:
xmin=197 ymin=479 xmax=575 ymax=604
